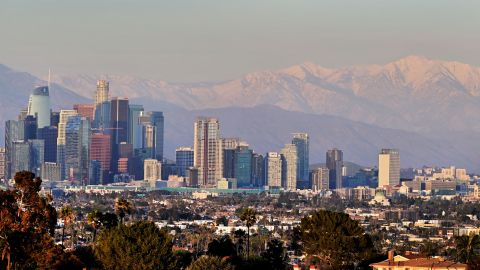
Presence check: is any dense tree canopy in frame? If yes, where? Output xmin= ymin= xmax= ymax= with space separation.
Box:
xmin=299 ymin=210 xmax=376 ymax=269
xmin=95 ymin=221 xmax=174 ymax=270
xmin=187 ymin=256 xmax=234 ymax=270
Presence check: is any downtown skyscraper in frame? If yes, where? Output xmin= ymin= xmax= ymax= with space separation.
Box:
xmin=281 ymin=144 xmax=297 ymax=190
xmin=292 ymin=133 xmax=309 ymax=188
xmin=193 ymin=117 xmax=222 ymax=187
xmin=326 ymin=148 xmax=343 ymax=189
xmin=27 ymin=86 xmax=51 ymax=128
xmin=378 ymin=148 xmax=400 ymax=187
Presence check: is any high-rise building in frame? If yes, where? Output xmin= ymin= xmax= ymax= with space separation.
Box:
xmin=57 ymin=110 xmax=78 ymax=180
xmin=378 ymin=148 xmax=400 ymax=187
xmin=193 ymin=117 xmax=223 ymax=187
xmin=93 ymin=101 xmax=111 ymax=129
xmin=90 ymin=133 xmax=111 ymax=184
xmin=0 ymin=148 xmax=5 ymax=180
xmin=144 ymin=159 xmax=161 ymax=187
xmin=95 ymin=80 xmax=110 ymax=106
xmin=27 ymin=86 xmax=51 ymax=128
xmin=235 ymin=144 xmax=253 ymax=188
xmin=11 ymin=141 xmax=30 ymax=177
xmin=251 ymin=153 xmax=264 ymax=187
xmin=222 ymin=138 xmax=240 ymax=179
xmin=64 ymin=116 xmax=90 ymax=183
xmin=110 ymin=97 xmax=129 ymax=173
xmin=89 ymin=160 xmax=102 ymax=185
xmin=128 ymin=104 xmax=144 ymax=149
xmin=149 ymin=111 xmax=164 ymax=161
xmin=281 ymin=144 xmax=297 ymax=190
xmin=186 ymin=167 xmax=199 ymax=187
xmin=142 ymin=123 xmax=156 ymax=152
xmin=29 ymin=139 xmax=45 ymax=176
xmin=292 ymin=133 xmax=309 ymax=188
xmin=74 ymin=104 xmax=95 ymax=123
xmin=5 ymin=120 xmax=24 ymax=179
xmin=265 ymin=152 xmax=282 ymax=188
xmin=311 ymin=167 xmax=329 ymax=191
xmin=23 ymin=115 xmax=37 ymax=140
xmin=36 ymin=126 xmax=58 ymax=163
xmin=176 ymin=147 xmax=194 ymax=177
xmin=326 ymin=148 xmax=343 ymax=189
xmin=41 ymin=162 xmax=61 ymax=182
xmin=50 ymin=112 xmax=60 ymax=127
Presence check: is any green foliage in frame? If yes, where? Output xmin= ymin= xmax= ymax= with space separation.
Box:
xmin=261 ymin=239 xmax=289 ymax=270
xmin=95 ymin=221 xmax=174 ymax=270
xmin=299 ymin=209 xmax=376 ymax=269
xmin=207 ymin=235 xmax=237 ymax=258
xmin=216 ymin=216 xmax=229 ymax=226
xmin=239 ymin=207 xmax=257 ymax=258
xmin=0 ymin=171 xmax=82 ymax=270
xmin=173 ymin=250 xmax=194 ymax=270
xmin=187 ymin=256 xmax=234 ymax=270
xmin=455 ymin=233 xmax=480 ymax=264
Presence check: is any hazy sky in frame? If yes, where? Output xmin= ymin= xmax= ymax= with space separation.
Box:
xmin=1 ymin=0 xmax=479 ymax=82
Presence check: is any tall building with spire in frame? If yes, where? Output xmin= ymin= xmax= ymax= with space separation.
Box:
xmin=193 ymin=117 xmax=222 ymax=187
xmin=27 ymin=86 xmax=51 ymax=128
xmin=95 ymin=80 xmax=110 ymax=106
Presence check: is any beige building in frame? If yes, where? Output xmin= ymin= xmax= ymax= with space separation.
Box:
xmin=144 ymin=159 xmax=161 ymax=187
xmin=94 ymin=80 xmax=110 ymax=106
xmin=311 ymin=167 xmax=329 ymax=191
xmin=281 ymin=144 xmax=297 ymax=190
xmin=378 ymin=149 xmax=400 ymax=187
xmin=266 ymin=152 xmax=282 ymax=188
xmin=193 ymin=117 xmax=223 ymax=187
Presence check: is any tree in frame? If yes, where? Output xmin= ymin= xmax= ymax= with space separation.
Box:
xmin=299 ymin=210 xmax=376 ymax=269
xmin=187 ymin=256 xmax=234 ymax=270
xmin=239 ymin=207 xmax=257 ymax=258
xmin=95 ymin=221 xmax=174 ymax=270
xmin=114 ymin=198 xmax=133 ymax=224
xmin=207 ymin=235 xmax=237 ymax=258
xmin=455 ymin=233 xmax=480 ymax=264
xmin=59 ymin=205 xmax=75 ymax=246
xmin=216 ymin=216 xmax=228 ymax=226
xmin=0 ymin=171 xmax=82 ymax=269
xmin=87 ymin=210 xmax=102 ymax=242
xmin=261 ymin=239 xmax=289 ymax=270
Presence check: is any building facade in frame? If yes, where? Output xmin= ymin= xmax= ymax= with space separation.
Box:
xmin=378 ymin=148 xmax=400 ymax=187
xmin=281 ymin=144 xmax=298 ymax=190
xmin=193 ymin=117 xmax=222 ymax=187
xmin=326 ymin=148 xmax=343 ymax=189
xmin=292 ymin=133 xmax=309 ymax=188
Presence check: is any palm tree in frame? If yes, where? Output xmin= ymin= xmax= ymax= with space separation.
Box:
xmin=115 ymin=198 xmax=133 ymax=225
xmin=87 ymin=210 xmax=102 ymax=242
xmin=455 ymin=233 xmax=480 ymax=263
xmin=239 ymin=207 xmax=257 ymax=258
xmin=58 ymin=205 xmax=74 ymax=246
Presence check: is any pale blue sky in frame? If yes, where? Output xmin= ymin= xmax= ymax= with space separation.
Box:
xmin=1 ymin=0 xmax=478 ymax=82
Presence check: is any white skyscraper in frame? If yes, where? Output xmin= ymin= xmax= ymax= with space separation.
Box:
xmin=27 ymin=86 xmax=51 ymax=128
xmin=281 ymin=144 xmax=298 ymax=190
xmin=193 ymin=117 xmax=223 ymax=187
xmin=95 ymin=80 xmax=110 ymax=106
xmin=266 ymin=152 xmax=282 ymax=188
xmin=57 ymin=110 xmax=78 ymax=180
xmin=378 ymin=148 xmax=400 ymax=187
xmin=144 ymin=159 xmax=161 ymax=187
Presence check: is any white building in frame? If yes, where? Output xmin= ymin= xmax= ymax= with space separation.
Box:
xmin=266 ymin=152 xmax=282 ymax=188
xmin=378 ymin=149 xmax=400 ymax=187
xmin=144 ymin=159 xmax=161 ymax=187
xmin=281 ymin=144 xmax=297 ymax=190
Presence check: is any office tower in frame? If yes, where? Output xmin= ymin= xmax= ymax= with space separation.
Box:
xmin=292 ymin=133 xmax=309 ymax=188
xmin=18 ymin=109 xmax=28 ymax=121
xmin=130 ymin=148 xmax=153 ymax=180
xmin=265 ymin=152 xmax=282 ymax=188
xmin=5 ymin=120 xmax=24 ymax=179
xmin=234 ymin=143 xmax=253 ymax=188
xmin=27 ymin=86 xmax=51 ymax=128
xmin=161 ymin=162 xmax=180 ymax=180
xmin=23 ymin=115 xmax=37 ymax=140
xmin=142 ymin=123 xmax=156 ymax=153
xmin=222 ymin=138 xmax=239 ymax=179
xmin=0 ymin=148 xmax=5 ymax=180
xmin=57 ymin=110 xmax=78 ymax=180
xmin=186 ymin=167 xmax=199 ymax=187
xmin=251 ymin=153 xmax=264 ymax=187
xmin=176 ymin=147 xmax=194 ymax=177
xmin=36 ymin=126 xmax=58 ymax=163
xmin=65 ymin=116 xmax=90 ymax=183
xmin=95 ymin=80 xmax=110 ymax=106
xmin=89 ymin=160 xmax=102 ymax=185
xmin=41 ymin=162 xmax=61 ymax=182
xmin=50 ymin=112 xmax=60 ymax=127
xmin=11 ymin=141 xmax=30 ymax=177
xmin=74 ymin=104 xmax=95 ymax=123
xmin=149 ymin=111 xmax=164 ymax=161
xmin=90 ymin=133 xmax=111 ymax=184
xmin=281 ymin=144 xmax=298 ymax=190
xmin=144 ymin=159 xmax=161 ymax=187
xmin=29 ymin=139 xmax=44 ymax=176
xmin=128 ymin=104 xmax=144 ymax=149
xmin=222 ymin=138 xmax=240 ymax=150
xmin=110 ymin=97 xmax=129 ymax=173
xmin=311 ymin=167 xmax=329 ymax=191
xmin=93 ymin=101 xmax=111 ymax=129
xmin=193 ymin=117 xmax=222 ymax=187
xmin=118 ymin=158 xmax=129 ymax=174
xmin=378 ymin=148 xmax=400 ymax=187
xmin=326 ymin=148 xmax=343 ymax=189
